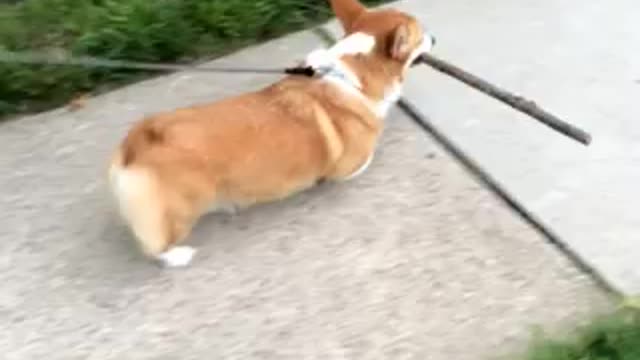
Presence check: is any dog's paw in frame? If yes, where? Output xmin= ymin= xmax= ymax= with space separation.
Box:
xmin=159 ymin=246 xmax=197 ymax=268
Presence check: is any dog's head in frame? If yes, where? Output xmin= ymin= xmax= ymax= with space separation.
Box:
xmin=305 ymin=0 xmax=435 ymax=117
xmin=331 ymin=0 xmax=435 ymax=66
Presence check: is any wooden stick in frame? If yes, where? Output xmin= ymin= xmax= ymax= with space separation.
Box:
xmin=311 ymin=26 xmax=592 ymax=145
xmin=417 ymin=53 xmax=592 ymax=146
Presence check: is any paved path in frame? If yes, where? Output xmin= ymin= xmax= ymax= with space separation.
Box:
xmin=396 ymin=0 xmax=640 ymax=294
xmin=0 ymin=1 xmax=617 ymax=359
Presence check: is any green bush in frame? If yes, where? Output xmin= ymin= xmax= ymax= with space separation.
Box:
xmin=522 ymin=308 xmax=640 ymax=360
xmin=0 ymin=0 xmax=383 ymax=118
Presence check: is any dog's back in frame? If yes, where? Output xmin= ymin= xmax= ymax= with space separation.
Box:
xmin=108 ymin=0 xmax=434 ymax=267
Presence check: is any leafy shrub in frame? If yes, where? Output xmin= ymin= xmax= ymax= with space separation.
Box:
xmin=0 ymin=0 xmax=384 ymax=118
xmin=522 ymin=308 xmax=640 ymax=360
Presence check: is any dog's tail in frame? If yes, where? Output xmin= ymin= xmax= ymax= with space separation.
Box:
xmin=108 ymin=135 xmax=169 ymax=257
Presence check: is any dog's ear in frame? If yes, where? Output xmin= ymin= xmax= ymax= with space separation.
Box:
xmin=329 ymin=0 xmax=365 ymax=32
xmin=388 ymin=24 xmax=410 ymax=61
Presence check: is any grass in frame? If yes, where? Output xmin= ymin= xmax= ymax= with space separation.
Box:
xmin=520 ymin=306 xmax=640 ymax=360
xmin=0 ymin=0 xmax=385 ymax=119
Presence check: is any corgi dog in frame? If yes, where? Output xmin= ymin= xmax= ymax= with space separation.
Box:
xmin=108 ymin=0 xmax=436 ymax=267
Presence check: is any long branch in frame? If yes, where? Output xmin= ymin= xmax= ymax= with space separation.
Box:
xmin=418 ymin=53 xmax=592 ymax=145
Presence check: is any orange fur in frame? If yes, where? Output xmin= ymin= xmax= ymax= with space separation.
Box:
xmin=108 ymin=0 xmax=431 ymax=265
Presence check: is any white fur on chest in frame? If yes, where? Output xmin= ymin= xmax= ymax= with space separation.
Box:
xmin=376 ymin=82 xmax=402 ymax=118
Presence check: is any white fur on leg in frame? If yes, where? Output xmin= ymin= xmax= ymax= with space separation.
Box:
xmin=342 ymin=154 xmax=374 ymax=181
xmin=158 ymin=246 xmax=197 ymax=267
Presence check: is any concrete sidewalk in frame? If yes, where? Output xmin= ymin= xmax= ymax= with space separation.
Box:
xmin=395 ymin=0 xmax=640 ymax=294
xmin=0 ymin=1 xmax=617 ymax=359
